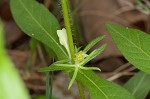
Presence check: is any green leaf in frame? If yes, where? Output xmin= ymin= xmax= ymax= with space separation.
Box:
xmin=124 ymin=71 xmax=150 ymax=99
xmin=0 ymin=21 xmax=30 ymax=99
xmin=10 ymin=0 xmax=68 ymax=60
xmin=76 ymin=70 xmax=135 ymax=99
xmin=106 ymin=24 xmax=150 ymax=74
xmin=80 ymin=66 xmax=101 ymax=71
xmin=83 ymin=35 xmax=105 ymax=53
xmin=38 ymin=64 xmax=74 ymax=72
xmin=0 ymin=56 xmax=30 ymax=99
xmin=80 ymin=44 xmax=107 ymax=66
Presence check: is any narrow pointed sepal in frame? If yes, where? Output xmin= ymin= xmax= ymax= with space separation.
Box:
xmin=68 ymin=67 xmax=78 ymax=89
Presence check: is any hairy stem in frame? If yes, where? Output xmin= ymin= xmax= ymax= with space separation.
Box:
xmin=61 ymin=0 xmax=85 ymax=99
xmin=61 ymin=0 xmax=75 ymax=62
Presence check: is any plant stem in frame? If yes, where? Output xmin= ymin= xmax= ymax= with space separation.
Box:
xmin=0 ymin=20 xmax=4 ymax=54
xmin=77 ymin=81 xmax=85 ymax=99
xmin=46 ymin=72 xmax=51 ymax=99
xmin=61 ymin=0 xmax=85 ymax=99
xmin=43 ymin=2 xmax=53 ymax=98
xmin=46 ymin=71 xmax=53 ymax=99
xmin=37 ymin=45 xmax=53 ymax=99
xmin=61 ymin=0 xmax=75 ymax=61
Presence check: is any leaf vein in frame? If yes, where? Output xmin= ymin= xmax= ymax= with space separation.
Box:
xmin=79 ymin=71 xmax=110 ymax=99
xmin=110 ymin=27 xmax=150 ymax=59
xmin=18 ymin=0 xmax=68 ymax=58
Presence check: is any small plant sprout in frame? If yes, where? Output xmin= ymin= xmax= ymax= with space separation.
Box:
xmin=39 ymin=31 xmax=107 ymax=89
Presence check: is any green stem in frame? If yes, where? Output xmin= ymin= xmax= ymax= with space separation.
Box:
xmin=37 ymin=45 xmax=53 ymax=99
xmin=46 ymin=71 xmax=53 ymax=99
xmin=61 ymin=0 xmax=85 ymax=99
xmin=61 ymin=0 xmax=75 ymax=62
xmin=0 ymin=20 xmax=4 ymax=54
xmin=77 ymin=81 xmax=85 ymax=99
xmin=46 ymin=72 xmax=51 ymax=99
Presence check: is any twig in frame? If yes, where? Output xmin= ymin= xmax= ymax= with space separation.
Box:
xmin=143 ymin=0 xmax=150 ymax=7
xmin=79 ymin=10 xmax=132 ymax=25
xmin=113 ymin=62 xmax=131 ymax=72
xmin=114 ymin=6 xmax=135 ymax=15
xmin=135 ymin=6 xmax=150 ymax=15
xmin=107 ymin=63 xmax=136 ymax=81
xmin=117 ymin=0 xmax=149 ymax=15
xmin=107 ymin=71 xmax=135 ymax=81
